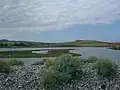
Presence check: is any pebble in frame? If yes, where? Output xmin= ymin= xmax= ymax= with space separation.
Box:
xmin=1 ymin=62 xmax=120 ymax=90
xmin=0 ymin=65 xmax=42 ymax=90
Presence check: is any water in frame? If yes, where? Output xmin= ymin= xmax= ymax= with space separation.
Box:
xmin=0 ymin=47 xmax=120 ymax=65
xmin=32 ymin=50 xmax=48 ymax=54
xmin=70 ymin=47 xmax=120 ymax=60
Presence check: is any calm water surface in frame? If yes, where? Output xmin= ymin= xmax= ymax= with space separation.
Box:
xmin=70 ymin=47 xmax=120 ymax=60
xmin=0 ymin=47 xmax=120 ymax=65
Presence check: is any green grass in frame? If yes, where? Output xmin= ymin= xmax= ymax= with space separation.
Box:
xmin=0 ymin=49 xmax=80 ymax=58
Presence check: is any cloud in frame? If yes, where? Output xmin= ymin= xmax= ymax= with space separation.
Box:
xmin=0 ymin=0 xmax=120 ymax=31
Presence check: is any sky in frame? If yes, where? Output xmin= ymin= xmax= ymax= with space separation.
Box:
xmin=0 ymin=0 xmax=120 ymax=42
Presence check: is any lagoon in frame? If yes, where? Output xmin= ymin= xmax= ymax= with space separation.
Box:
xmin=0 ymin=47 xmax=120 ymax=65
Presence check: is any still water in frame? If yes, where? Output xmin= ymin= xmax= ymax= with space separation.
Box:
xmin=0 ymin=47 xmax=120 ymax=65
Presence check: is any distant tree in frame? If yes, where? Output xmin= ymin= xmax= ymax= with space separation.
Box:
xmin=14 ymin=43 xmax=20 ymax=46
xmin=14 ymin=42 xmax=29 ymax=47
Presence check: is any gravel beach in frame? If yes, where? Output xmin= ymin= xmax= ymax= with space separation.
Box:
xmin=1 ymin=62 xmax=120 ymax=90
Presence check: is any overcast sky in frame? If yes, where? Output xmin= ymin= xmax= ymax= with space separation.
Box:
xmin=0 ymin=0 xmax=120 ymax=42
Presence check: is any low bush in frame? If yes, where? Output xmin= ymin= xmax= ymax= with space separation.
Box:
xmin=8 ymin=59 xmax=24 ymax=66
xmin=95 ymin=59 xmax=118 ymax=77
xmin=55 ymin=54 xmax=83 ymax=76
xmin=40 ymin=68 xmax=67 ymax=90
xmin=0 ymin=60 xmax=11 ymax=73
xmin=31 ymin=59 xmax=47 ymax=66
xmin=85 ymin=56 xmax=98 ymax=63
xmin=40 ymin=54 xmax=83 ymax=90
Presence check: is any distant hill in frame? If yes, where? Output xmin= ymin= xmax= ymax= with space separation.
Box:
xmin=0 ymin=39 xmax=44 ymax=44
xmin=0 ymin=39 xmax=9 ymax=42
xmin=0 ymin=39 xmax=120 ymax=48
xmin=0 ymin=39 xmax=119 ymax=44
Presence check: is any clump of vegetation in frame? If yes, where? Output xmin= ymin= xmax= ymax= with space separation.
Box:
xmin=40 ymin=54 xmax=83 ymax=90
xmin=31 ymin=59 xmax=47 ymax=66
xmin=0 ymin=60 xmax=11 ymax=73
xmin=8 ymin=59 xmax=24 ymax=66
xmin=0 ymin=59 xmax=24 ymax=73
xmin=110 ymin=45 xmax=120 ymax=50
xmin=85 ymin=56 xmax=98 ymax=63
xmin=94 ymin=59 xmax=118 ymax=77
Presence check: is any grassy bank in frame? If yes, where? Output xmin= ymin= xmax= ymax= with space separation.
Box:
xmin=0 ymin=49 xmax=80 ymax=58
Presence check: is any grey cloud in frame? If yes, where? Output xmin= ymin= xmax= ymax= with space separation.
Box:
xmin=0 ymin=0 xmax=120 ymax=31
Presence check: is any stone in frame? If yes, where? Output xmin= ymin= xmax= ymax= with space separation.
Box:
xmin=1 ymin=61 xmax=120 ymax=90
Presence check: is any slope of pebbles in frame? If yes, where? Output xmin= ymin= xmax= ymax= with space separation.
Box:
xmin=1 ymin=62 xmax=120 ymax=90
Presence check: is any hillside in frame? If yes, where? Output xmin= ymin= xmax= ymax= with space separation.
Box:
xmin=56 ymin=40 xmax=111 ymax=47
xmin=0 ymin=39 xmax=119 ymax=48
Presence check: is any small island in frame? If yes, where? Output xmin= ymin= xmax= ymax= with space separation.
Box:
xmin=0 ymin=49 xmax=80 ymax=58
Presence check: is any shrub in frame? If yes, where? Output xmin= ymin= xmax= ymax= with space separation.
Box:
xmin=56 ymin=54 xmax=83 ymax=76
xmin=40 ymin=54 xmax=83 ymax=89
xmin=45 ymin=59 xmax=57 ymax=67
xmin=8 ymin=59 xmax=24 ymax=66
xmin=31 ymin=59 xmax=47 ymax=66
xmin=0 ymin=60 xmax=11 ymax=73
xmin=85 ymin=56 xmax=98 ymax=63
xmin=95 ymin=59 xmax=118 ymax=77
xmin=40 ymin=68 xmax=67 ymax=90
